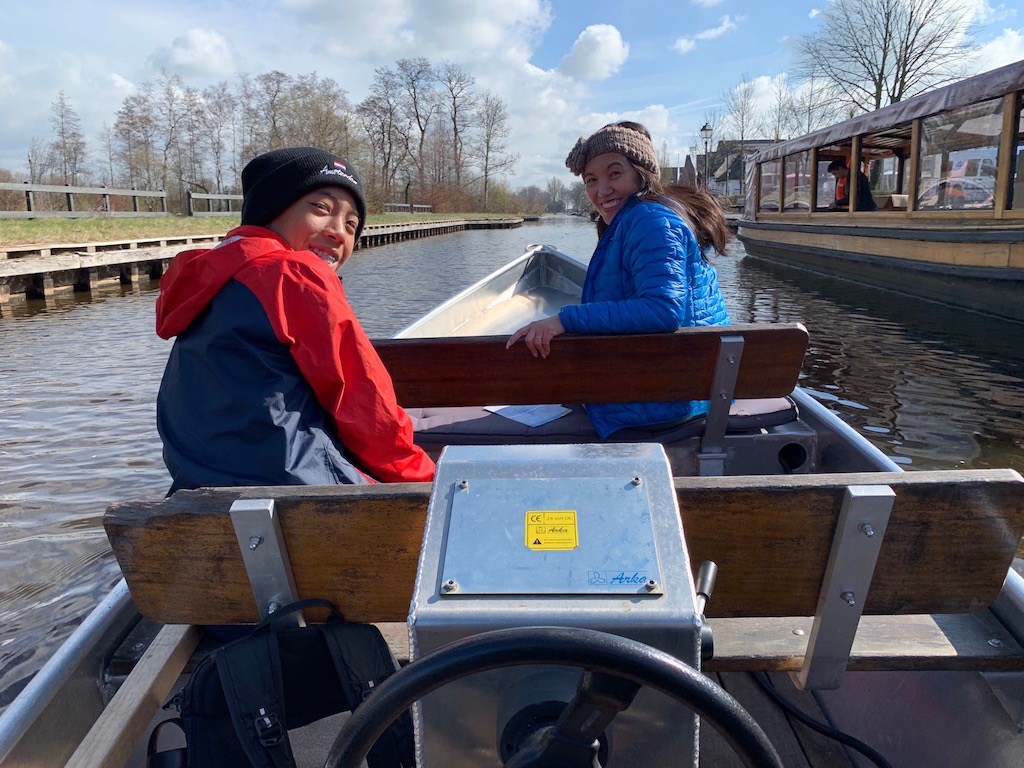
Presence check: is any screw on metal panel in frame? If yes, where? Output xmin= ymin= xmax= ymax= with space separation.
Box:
xmin=858 ymin=522 xmax=875 ymax=537
xmin=644 ymin=579 xmax=658 ymax=592
xmin=442 ymin=579 xmax=458 ymax=593
xmin=719 ymin=392 xmax=729 ymax=400
xmin=840 ymin=590 xmax=856 ymax=606
xmin=726 ymin=355 xmax=736 ymax=364
xmin=989 ymin=638 xmax=1004 ymax=647
xmin=792 ymin=628 xmax=805 ymax=636
xmin=249 ymin=535 xmax=263 ymax=550
xmin=457 ymin=480 xmax=469 ymax=490
xmin=268 ymin=601 xmax=281 ymax=614
xmin=631 ymin=476 xmax=642 ymax=486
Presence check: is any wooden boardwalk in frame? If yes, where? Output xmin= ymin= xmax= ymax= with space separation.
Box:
xmin=0 ymin=218 xmax=525 ymax=303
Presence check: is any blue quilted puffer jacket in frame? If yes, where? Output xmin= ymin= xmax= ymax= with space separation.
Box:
xmin=558 ymin=195 xmax=730 ymax=437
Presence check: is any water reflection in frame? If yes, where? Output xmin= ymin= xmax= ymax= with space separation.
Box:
xmin=2 ymin=214 xmax=1024 ymax=711
xmin=734 ymin=255 xmax=1024 ymax=472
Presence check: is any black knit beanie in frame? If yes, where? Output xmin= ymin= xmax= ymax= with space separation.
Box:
xmin=240 ymin=147 xmax=367 ymax=239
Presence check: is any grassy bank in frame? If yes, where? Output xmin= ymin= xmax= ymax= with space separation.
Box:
xmin=0 ymin=212 xmax=523 ymax=248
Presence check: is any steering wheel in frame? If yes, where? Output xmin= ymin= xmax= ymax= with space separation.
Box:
xmin=325 ymin=626 xmax=783 ymax=768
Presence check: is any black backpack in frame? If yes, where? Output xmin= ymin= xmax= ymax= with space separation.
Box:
xmin=150 ymin=598 xmax=415 ymax=768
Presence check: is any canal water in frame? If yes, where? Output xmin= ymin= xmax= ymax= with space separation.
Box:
xmin=2 ymin=213 xmax=1024 ymax=712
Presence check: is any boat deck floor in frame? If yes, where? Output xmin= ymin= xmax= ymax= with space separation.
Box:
xmin=133 ymin=658 xmax=857 ymax=767
xmin=701 ymin=672 xmax=856 ymax=767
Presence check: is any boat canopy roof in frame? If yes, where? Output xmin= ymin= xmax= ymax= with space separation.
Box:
xmin=751 ymin=59 xmax=1024 ymax=164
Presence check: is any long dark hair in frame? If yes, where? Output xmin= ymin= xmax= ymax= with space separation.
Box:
xmin=594 ymin=173 xmax=731 ymax=257
xmin=592 ymin=121 xmax=731 ymax=257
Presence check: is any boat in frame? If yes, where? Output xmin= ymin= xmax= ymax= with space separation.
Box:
xmin=736 ymin=58 xmax=1024 ymax=322
xmin=2 ymin=243 xmax=1024 ymax=767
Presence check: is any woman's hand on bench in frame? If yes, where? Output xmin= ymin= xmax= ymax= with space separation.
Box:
xmin=507 ymin=315 xmax=566 ymax=358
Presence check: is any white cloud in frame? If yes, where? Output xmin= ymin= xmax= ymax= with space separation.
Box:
xmin=809 ymin=8 xmax=822 ymax=18
xmin=147 ymin=29 xmax=236 ymax=79
xmin=673 ymin=15 xmax=744 ymax=54
xmin=974 ymin=27 xmax=1024 ymax=70
xmin=692 ymin=0 xmax=726 ymax=6
xmin=697 ymin=15 xmax=744 ymax=41
xmin=970 ymin=1 xmax=1018 ymax=26
xmin=284 ymin=0 xmax=551 ymax=63
xmin=559 ymin=24 xmax=630 ymax=81
xmin=673 ymin=38 xmax=697 ymax=54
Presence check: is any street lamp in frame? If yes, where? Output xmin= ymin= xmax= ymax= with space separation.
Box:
xmin=699 ymin=123 xmax=713 ymax=189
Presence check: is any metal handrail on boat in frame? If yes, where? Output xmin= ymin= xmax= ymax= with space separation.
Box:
xmin=0 ymin=579 xmax=137 ymax=763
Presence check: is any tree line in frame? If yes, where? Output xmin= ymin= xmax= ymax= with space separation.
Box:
xmin=3 ymin=58 xmax=534 ymax=217
xmin=3 ymin=0 xmax=982 ymax=217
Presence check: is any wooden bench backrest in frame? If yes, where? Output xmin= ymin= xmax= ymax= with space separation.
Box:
xmin=104 ymin=468 xmax=1024 ymax=625
xmin=372 ymin=323 xmax=809 ymax=407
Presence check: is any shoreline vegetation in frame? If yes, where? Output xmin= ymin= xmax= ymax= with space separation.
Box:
xmin=0 ymin=212 xmax=527 ymax=249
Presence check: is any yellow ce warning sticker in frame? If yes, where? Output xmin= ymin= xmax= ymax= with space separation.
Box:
xmin=526 ymin=510 xmax=579 ymax=551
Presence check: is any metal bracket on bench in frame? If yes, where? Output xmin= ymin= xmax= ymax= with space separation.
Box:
xmin=229 ymin=499 xmax=304 ymax=626
xmin=698 ymin=335 xmax=744 ymax=477
xmin=794 ymin=485 xmax=894 ymax=691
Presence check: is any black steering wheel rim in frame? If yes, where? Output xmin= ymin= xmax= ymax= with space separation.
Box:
xmin=326 ymin=625 xmax=782 ymax=768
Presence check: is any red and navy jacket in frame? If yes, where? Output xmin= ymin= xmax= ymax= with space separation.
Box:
xmin=155 ymin=225 xmax=435 ymax=493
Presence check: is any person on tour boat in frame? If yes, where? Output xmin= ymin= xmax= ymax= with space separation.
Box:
xmin=827 ymin=158 xmax=878 ymax=211
xmin=155 ymin=147 xmax=435 ymax=494
xmin=506 ymin=121 xmax=732 ymax=438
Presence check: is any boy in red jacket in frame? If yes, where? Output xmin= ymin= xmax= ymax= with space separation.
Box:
xmin=156 ymin=147 xmax=434 ymax=493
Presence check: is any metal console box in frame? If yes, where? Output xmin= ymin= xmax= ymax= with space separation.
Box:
xmin=410 ymin=443 xmax=702 ymax=767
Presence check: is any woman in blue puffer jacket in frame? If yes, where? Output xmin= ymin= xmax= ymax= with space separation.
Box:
xmin=507 ymin=121 xmax=732 ymax=438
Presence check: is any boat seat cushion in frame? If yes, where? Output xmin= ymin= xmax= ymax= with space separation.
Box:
xmin=407 ymin=397 xmax=797 ymax=450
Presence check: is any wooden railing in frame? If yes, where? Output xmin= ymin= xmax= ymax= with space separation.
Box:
xmin=187 ymin=190 xmax=243 ymax=217
xmin=0 ymin=182 xmax=167 ymax=218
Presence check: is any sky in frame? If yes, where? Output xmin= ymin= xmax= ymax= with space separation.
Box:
xmin=0 ymin=0 xmax=1022 ymax=190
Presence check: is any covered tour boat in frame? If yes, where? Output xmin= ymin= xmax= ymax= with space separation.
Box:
xmin=737 ymin=59 xmax=1024 ymax=321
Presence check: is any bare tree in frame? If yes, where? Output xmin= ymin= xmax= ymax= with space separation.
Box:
xmin=795 ymin=0 xmax=977 ymax=113
xmin=26 ymin=137 xmax=55 ymax=184
xmin=245 ymin=70 xmax=292 ymax=153
xmin=96 ymin=124 xmax=116 ymax=186
xmin=0 ymin=165 xmax=23 ymax=211
xmin=358 ymin=66 xmax=409 ymax=207
xmin=469 ymin=92 xmax=518 ymax=211
xmin=49 ymin=91 xmax=88 ymax=184
xmin=281 ymin=73 xmax=355 ymax=154
xmin=722 ymin=75 xmax=758 ymax=194
xmin=568 ymin=180 xmax=588 ymax=213
xmin=200 ymin=82 xmax=239 ymax=195
xmin=790 ymin=75 xmax=844 ymax=135
xmin=149 ymin=72 xmax=193 ymax=209
xmin=438 ymin=61 xmax=477 ymax=189
xmin=178 ymin=86 xmax=208 ymax=200
xmin=114 ymin=91 xmax=160 ymax=191
xmin=545 ymin=177 xmax=569 ymax=213
xmin=761 ymin=74 xmax=796 ymax=141
xmin=396 ymin=58 xmax=439 ymax=191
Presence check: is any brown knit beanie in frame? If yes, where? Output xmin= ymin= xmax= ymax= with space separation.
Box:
xmin=240 ymin=147 xmax=367 ymax=239
xmin=565 ymin=123 xmax=660 ymax=176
